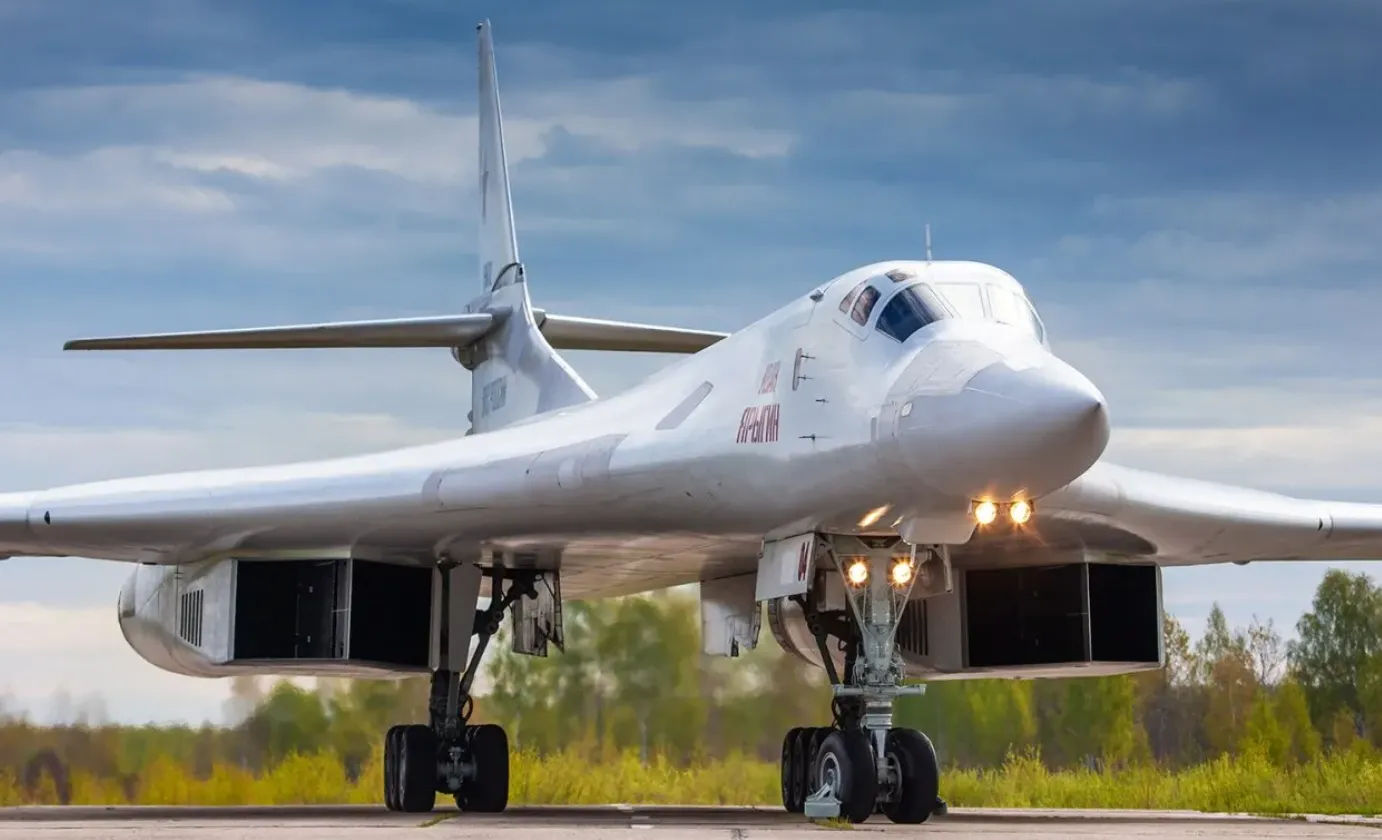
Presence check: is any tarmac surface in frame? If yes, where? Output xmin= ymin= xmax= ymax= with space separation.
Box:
xmin=2 ymin=805 xmax=1381 ymax=838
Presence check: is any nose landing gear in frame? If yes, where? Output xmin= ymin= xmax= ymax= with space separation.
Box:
xmin=778 ymin=535 xmax=948 ymax=824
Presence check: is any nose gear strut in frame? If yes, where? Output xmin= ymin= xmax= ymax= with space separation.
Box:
xmin=781 ymin=535 xmax=947 ymax=824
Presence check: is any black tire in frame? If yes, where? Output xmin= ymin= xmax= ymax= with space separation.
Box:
xmin=457 ymin=723 xmax=509 ymax=813
xmin=881 ymin=728 xmax=940 ymax=825
xmin=383 ymin=725 xmax=403 ymax=811
xmin=781 ymin=728 xmax=803 ymax=812
xmin=793 ymin=728 xmax=816 ymax=808
xmin=814 ymin=729 xmax=877 ymax=824
xmin=806 ymin=727 xmax=831 ymax=794
xmin=398 ymin=724 xmax=437 ymax=813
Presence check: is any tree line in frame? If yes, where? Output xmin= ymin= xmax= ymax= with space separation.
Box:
xmin=5 ymin=568 xmax=1382 ymax=803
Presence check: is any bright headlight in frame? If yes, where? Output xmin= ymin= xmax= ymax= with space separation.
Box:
xmin=846 ymin=558 xmax=870 ymax=587
xmin=890 ymin=559 xmax=913 ymax=587
xmin=1010 ymin=500 xmax=1033 ymax=525
xmin=973 ymin=500 xmax=999 ymax=525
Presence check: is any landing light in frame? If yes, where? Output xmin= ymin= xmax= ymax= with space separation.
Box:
xmin=973 ymin=500 xmax=999 ymax=525
xmin=846 ymin=558 xmax=870 ymax=587
xmin=858 ymin=505 xmax=890 ymax=528
xmin=890 ymin=559 xmax=913 ymax=587
xmin=1010 ymin=500 xmax=1033 ymax=525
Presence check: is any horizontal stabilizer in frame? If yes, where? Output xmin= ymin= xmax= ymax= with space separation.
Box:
xmin=63 ymin=314 xmax=496 ymax=351
xmin=63 ymin=312 xmax=727 ymax=355
xmin=534 ymin=311 xmax=726 ymax=354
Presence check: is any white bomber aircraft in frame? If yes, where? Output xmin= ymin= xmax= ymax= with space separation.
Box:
xmin=3 ymin=19 xmax=1382 ymax=825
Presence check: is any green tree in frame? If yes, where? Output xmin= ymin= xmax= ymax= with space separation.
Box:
xmin=1288 ymin=570 xmax=1382 ymax=734
xmin=1137 ymin=613 xmax=1204 ymax=766
xmin=238 ymin=682 xmax=330 ymax=769
xmin=901 ymin=680 xmax=1035 ymax=767
xmin=1035 ymin=676 xmax=1146 ymax=768
xmin=1273 ymin=679 xmax=1322 ymax=764
xmin=1194 ymin=605 xmax=1257 ymax=756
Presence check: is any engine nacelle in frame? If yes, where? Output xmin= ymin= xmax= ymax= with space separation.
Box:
xmin=768 ymin=560 xmax=1164 ymax=681
xmin=118 ymin=557 xmax=438 ymax=678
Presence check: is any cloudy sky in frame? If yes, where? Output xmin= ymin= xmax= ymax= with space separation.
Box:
xmin=2 ymin=0 xmax=1381 ymax=725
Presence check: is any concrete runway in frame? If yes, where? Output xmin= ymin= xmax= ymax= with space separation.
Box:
xmin=1 ymin=806 xmax=1380 ymax=838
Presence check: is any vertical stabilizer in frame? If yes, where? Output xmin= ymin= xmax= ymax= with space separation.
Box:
xmin=477 ymin=20 xmax=520 ymax=295
xmin=467 ymin=21 xmax=596 ymax=435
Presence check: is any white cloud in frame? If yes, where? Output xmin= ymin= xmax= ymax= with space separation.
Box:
xmin=1029 ymin=186 xmax=1382 ymax=496
xmin=0 ymin=602 xmax=231 ymax=725
xmin=0 ymin=147 xmax=237 ymax=215
xmin=9 ymin=74 xmax=792 ymax=191
xmin=0 ymin=409 xmax=457 ymax=492
xmin=1073 ymin=190 xmax=1382 ymax=283
xmin=0 ymin=73 xmax=796 ymax=271
xmin=1108 ymin=417 xmax=1382 ymax=495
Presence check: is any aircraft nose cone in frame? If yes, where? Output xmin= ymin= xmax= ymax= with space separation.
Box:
xmin=894 ymin=352 xmax=1109 ymax=501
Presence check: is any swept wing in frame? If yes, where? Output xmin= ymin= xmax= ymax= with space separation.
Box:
xmin=962 ymin=461 xmax=1382 ymax=566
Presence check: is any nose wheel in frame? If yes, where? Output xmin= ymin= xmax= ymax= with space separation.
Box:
xmin=879 ymin=728 xmax=941 ymax=824
xmin=783 ymin=725 xmax=940 ymax=824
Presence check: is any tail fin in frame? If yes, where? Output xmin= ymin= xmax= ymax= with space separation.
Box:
xmin=477 ymin=19 xmax=520 ymax=296
xmin=467 ymin=20 xmax=597 ymax=434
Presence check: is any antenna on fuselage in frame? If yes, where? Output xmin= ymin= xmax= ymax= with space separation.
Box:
xmin=925 ymin=224 xmax=933 ymax=263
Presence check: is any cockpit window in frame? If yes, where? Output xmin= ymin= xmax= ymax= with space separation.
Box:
xmin=987 ymin=285 xmax=1047 ymax=343
xmin=1018 ymin=296 xmax=1047 ymax=343
xmin=876 ymin=285 xmax=944 ymax=343
xmin=935 ymin=282 xmax=987 ymax=320
xmin=839 ymin=281 xmax=865 ymax=314
xmin=987 ymin=285 xmax=1024 ymax=326
xmin=850 ymin=285 xmax=881 ymax=325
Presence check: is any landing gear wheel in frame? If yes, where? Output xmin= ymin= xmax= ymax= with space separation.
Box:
xmin=397 ymin=724 xmax=437 ymax=813
xmin=383 ymin=725 xmax=403 ymax=811
xmin=881 ymin=728 xmax=940 ymax=825
xmin=801 ymin=723 xmax=829 ymax=795
xmin=814 ymin=729 xmax=877 ymax=824
xmin=456 ymin=723 xmax=509 ymax=813
xmin=797 ymin=728 xmax=821 ymax=800
xmin=807 ymin=727 xmax=831 ymax=763
xmin=781 ymin=727 xmax=804 ymax=812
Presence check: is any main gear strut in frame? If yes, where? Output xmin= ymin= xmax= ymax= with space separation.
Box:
xmin=385 ymin=564 xmax=538 ymax=814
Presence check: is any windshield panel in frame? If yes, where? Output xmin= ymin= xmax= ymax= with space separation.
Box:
xmin=935 ymin=282 xmax=987 ymax=319
xmin=987 ymin=285 xmax=1024 ymax=326
xmin=876 ymin=285 xmax=945 ymax=343
xmin=987 ymin=284 xmax=1046 ymax=343
xmin=1020 ymin=296 xmax=1047 ymax=343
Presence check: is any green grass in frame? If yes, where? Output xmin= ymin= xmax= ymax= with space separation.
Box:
xmin=7 ymin=743 xmax=1382 ymax=816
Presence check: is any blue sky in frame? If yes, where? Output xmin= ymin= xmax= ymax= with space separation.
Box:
xmin=1 ymin=0 xmax=1381 ymax=725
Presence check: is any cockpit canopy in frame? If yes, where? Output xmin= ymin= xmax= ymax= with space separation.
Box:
xmin=837 ymin=265 xmax=1047 ymax=345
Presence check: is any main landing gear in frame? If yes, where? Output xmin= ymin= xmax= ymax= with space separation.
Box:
xmin=778 ymin=536 xmax=947 ymax=824
xmin=384 ymin=564 xmax=538 ymax=814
